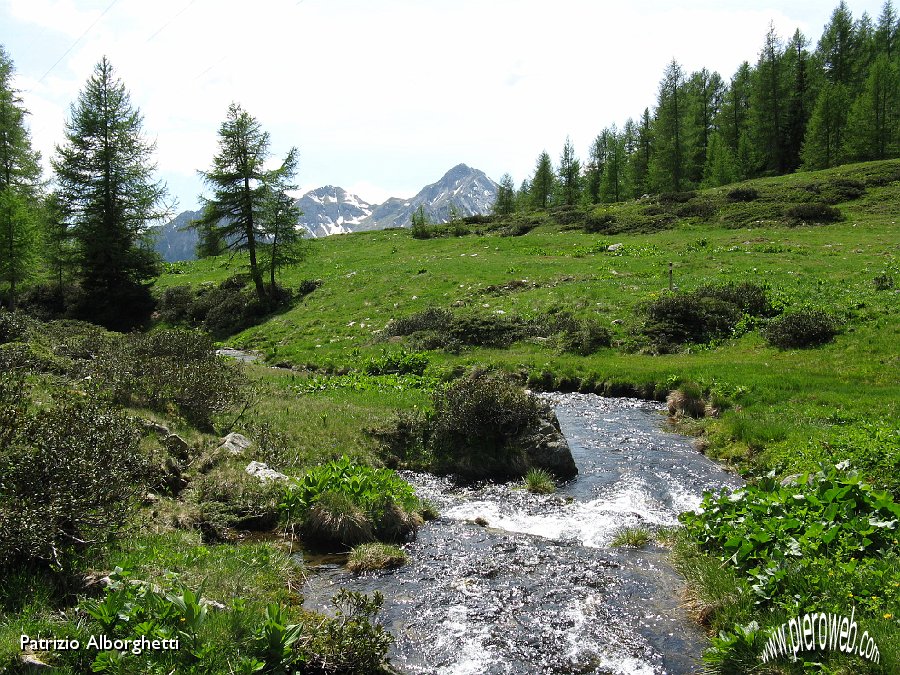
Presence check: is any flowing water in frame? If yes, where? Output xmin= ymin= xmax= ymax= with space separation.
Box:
xmin=300 ymin=393 xmax=743 ymax=674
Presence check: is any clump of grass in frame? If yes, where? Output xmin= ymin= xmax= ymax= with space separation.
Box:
xmin=667 ymin=382 xmax=706 ymax=418
xmin=610 ymin=527 xmax=652 ymax=548
xmin=300 ymin=491 xmax=374 ymax=548
xmin=523 ymin=468 xmax=556 ymax=494
xmin=347 ymin=543 xmax=408 ymax=573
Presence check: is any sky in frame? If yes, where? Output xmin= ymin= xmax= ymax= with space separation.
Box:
xmin=0 ymin=0 xmax=891 ymax=213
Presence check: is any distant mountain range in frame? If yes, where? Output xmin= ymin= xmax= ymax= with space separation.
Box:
xmin=152 ymin=164 xmax=498 ymax=262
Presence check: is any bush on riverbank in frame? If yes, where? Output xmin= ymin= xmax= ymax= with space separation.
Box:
xmin=347 ymin=543 xmax=408 ymax=573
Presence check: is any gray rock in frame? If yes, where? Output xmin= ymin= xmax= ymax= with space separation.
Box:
xmin=163 ymin=434 xmax=191 ymax=460
xmin=143 ymin=420 xmax=170 ymax=436
xmin=245 ymin=461 xmax=288 ymax=482
xmin=218 ymin=432 xmax=252 ymax=455
xmin=518 ymin=409 xmax=578 ymax=480
xmin=607 ymin=243 xmax=624 ymax=252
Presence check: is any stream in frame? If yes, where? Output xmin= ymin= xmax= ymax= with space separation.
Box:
xmin=300 ymin=393 xmax=743 ymax=674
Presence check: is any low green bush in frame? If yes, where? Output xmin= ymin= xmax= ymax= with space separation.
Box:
xmin=428 ymin=370 xmax=545 ymax=479
xmin=551 ymin=312 xmax=612 ymax=355
xmin=89 ymin=328 xmax=249 ymax=428
xmin=637 ymin=282 xmax=776 ymax=351
xmin=611 ymin=527 xmax=651 ymax=548
xmin=785 ymin=202 xmax=843 ymax=224
xmin=726 ymin=186 xmax=759 ymax=202
xmin=0 ymin=374 xmax=146 ymax=571
xmin=762 ymin=309 xmax=838 ymax=349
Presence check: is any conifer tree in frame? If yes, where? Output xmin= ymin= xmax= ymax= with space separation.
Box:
xmin=52 ymin=57 xmax=166 ymax=329
xmin=492 ymin=173 xmax=516 ymax=216
xmin=0 ymin=45 xmax=42 ymax=310
xmin=843 ymin=54 xmax=899 ymax=160
xmin=750 ymin=23 xmax=788 ymax=173
xmin=557 ymin=137 xmax=581 ymax=206
xmin=260 ymin=147 xmax=305 ymax=294
xmin=802 ymin=82 xmax=851 ymax=168
xmin=649 ymin=60 xmax=687 ymax=192
xmin=529 ymin=151 xmax=555 ymax=209
xmin=196 ymin=103 xmax=295 ymax=303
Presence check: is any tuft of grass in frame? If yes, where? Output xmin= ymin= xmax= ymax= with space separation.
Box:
xmin=346 ymin=543 xmax=408 ymax=573
xmin=523 ymin=467 xmax=556 ymax=494
xmin=610 ymin=527 xmax=652 ymax=548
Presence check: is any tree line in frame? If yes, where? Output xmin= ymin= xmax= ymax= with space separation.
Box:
xmin=493 ymin=1 xmax=900 ymax=215
xmin=0 ymin=48 xmax=302 ymax=330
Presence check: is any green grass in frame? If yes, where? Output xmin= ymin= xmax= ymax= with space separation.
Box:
xmin=156 ymin=159 xmax=898 ymax=491
xmin=610 ymin=527 xmax=652 ymax=548
xmin=347 ymin=543 xmax=408 ymax=573
xmin=523 ymin=467 xmax=556 ymax=494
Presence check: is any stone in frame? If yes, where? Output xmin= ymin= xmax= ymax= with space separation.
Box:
xmin=163 ymin=433 xmax=191 ymax=460
xmin=517 ymin=408 xmax=578 ymax=480
xmin=607 ymin=243 xmax=624 ymax=252
xmin=245 ymin=461 xmax=288 ymax=482
xmin=143 ymin=420 xmax=170 ymax=436
xmin=218 ymin=432 xmax=252 ymax=455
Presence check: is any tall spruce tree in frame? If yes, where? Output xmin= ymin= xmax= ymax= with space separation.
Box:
xmin=195 ymin=103 xmax=279 ymax=303
xmin=0 ymin=45 xmax=42 ymax=310
xmin=843 ymin=54 xmax=899 ymax=159
xmin=52 ymin=57 xmax=166 ymax=329
xmin=629 ymin=108 xmax=652 ymax=196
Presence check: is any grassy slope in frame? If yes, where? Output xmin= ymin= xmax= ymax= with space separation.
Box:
xmin=157 ymin=159 xmax=899 ymax=490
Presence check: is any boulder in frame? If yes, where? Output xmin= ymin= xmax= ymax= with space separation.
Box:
xmin=517 ymin=409 xmax=578 ymax=480
xmin=218 ymin=432 xmax=252 ymax=456
xmin=245 ymin=461 xmax=288 ymax=482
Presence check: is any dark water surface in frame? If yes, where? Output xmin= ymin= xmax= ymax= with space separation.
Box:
xmin=301 ymin=393 xmax=743 ymax=674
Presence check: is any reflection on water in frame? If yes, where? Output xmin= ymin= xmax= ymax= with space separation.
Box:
xmin=301 ymin=394 xmax=742 ymax=674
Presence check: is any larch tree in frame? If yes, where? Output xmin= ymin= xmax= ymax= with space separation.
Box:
xmin=557 ymin=136 xmax=581 ymax=206
xmin=196 ymin=103 xmax=293 ymax=303
xmin=492 ymin=173 xmax=516 ymax=217
xmin=52 ymin=57 xmax=167 ymax=330
xmin=649 ymin=59 xmax=687 ymax=193
xmin=529 ymin=151 xmax=555 ymax=209
xmin=0 ymin=45 xmax=42 ymax=311
xmin=260 ymin=147 xmax=305 ymax=294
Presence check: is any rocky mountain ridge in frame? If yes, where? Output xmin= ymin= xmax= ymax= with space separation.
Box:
xmin=152 ymin=164 xmax=497 ymax=262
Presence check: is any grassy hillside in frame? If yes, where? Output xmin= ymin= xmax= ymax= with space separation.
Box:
xmin=156 ymin=159 xmax=899 ymax=492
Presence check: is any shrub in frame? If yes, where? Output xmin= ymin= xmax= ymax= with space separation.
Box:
xmin=551 ymin=313 xmax=612 ymax=355
xmin=0 ymin=376 xmax=146 ymax=570
xmin=762 ymin=309 xmax=838 ymax=349
xmin=726 ymin=186 xmax=759 ymax=202
xmin=584 ymin=212 xmax=616 ymax=233
xmin=347 ymin=543 xmax=408 ymax=573
xmin=297 ymin=278 xmax=322 ymax=296
xmin=523 ymin=468 xmax=555 ymax=494
xmin=0 ymin=310 xmax=32 ymax=344
xmin=637 ymin=282 xmax=776 ymax=351
xmin=694 ymin=281 xmax=777 ymax=318
xmin=385 ymin=307 xmax=453 ymax=337
xmin=428 ymin=370 xmax=544 ymax=479
xmin=364 ymin=349 xmax=429 ymax=376
xmin=89 ymin=329 xmax=249 ymax=428
xmin=873 ymin=273 xmax=895 ymax=291
xmin=301 ymin=491 xmax=375 ymax=548
xmin=785 ymin=202 xmax=843 ymax=224
xmin=639 ymin=293 xmax=740 ymax=350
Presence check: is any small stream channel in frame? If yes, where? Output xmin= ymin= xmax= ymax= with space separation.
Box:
xmin=299 ymin=393 xmax=743 ymax=674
